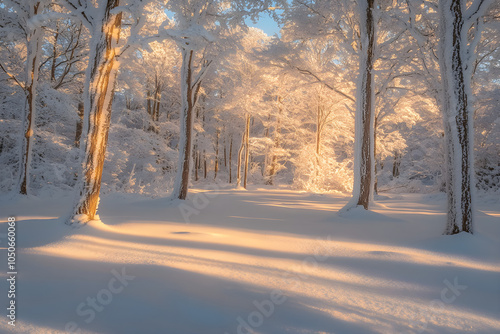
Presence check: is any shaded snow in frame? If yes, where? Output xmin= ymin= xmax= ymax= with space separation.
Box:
xmin=0 ymin=188 xmax=499 ymax=334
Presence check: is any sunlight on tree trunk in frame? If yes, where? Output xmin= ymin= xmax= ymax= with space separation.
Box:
xmin=70 ymin=0 xmax=122 ymax=222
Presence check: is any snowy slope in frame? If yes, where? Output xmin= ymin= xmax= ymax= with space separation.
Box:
xmin=0 ymin=188 xmax=499 ymax=334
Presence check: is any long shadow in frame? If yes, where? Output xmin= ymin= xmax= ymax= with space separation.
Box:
xmin=12 ymin=252 xmax=379 ymax=334
xmin=1 ymin=217 xmax=73 ymax=249
xmin=35 ymin=230 xmax=500 ymax=320
xmin=16 ymin=247 xmax=499 ymax=334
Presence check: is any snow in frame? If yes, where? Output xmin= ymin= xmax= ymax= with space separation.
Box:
xmin=1 ymin=188 xmax=499 ymax=334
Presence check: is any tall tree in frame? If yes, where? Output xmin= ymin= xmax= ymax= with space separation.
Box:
xmin=341 ymin=0 xmax=376 ymax=212
xmin=164 ymin=0 xmax=216 ymax=200
xmin=0 ymin=1 xmax=48 ymax=195
xmin=68 ymin=0 xmax=123 ymax=222
xmin=64 ymin=0 xmax=146 ymax=222
xmin=438 ymin=0 xmax=492 ymax=234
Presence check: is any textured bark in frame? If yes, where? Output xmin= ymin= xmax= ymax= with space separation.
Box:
xmin=19 ymin=2 xmax=45 ymax=195
xmin=357 ymin=0 xmax=375 ymax=209
xmin=439 ymin=0 xmax=476 ymax=234
xmin=341 ymin=0 xmax=376 ymax=212
xmin=70 ymin=0 xmax=122 ymax=221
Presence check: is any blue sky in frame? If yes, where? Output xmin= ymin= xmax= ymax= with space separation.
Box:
xmin=164 ymin=9 xmax=282 ymax=37
xmin=245 ymin=13 xmax=282 ymax=36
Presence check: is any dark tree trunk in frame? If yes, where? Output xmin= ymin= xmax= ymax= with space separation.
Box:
xmin=204 ymin=152 xmax=207 ymax=179
xmin=214 ymin=129 xmax=219 ymax=180
xmin=439 ymin=0 xmax=477 ymax=234
xmin=173 ymin=50 xmax=195 ymax=200
xmin=194 ymin=149 xmax=199 ymax=181
xmin=374 ymin=118 xmax=378 ymax=195
xmin=341 ymin=0 xmax=376 ymax=212
xmin=75 ymin=102 xmax=84 ymax=147
xmin=392 ymin=151 xmax=400 ymax=178
xmin=229 ymin=136 xmax=233 ymax=183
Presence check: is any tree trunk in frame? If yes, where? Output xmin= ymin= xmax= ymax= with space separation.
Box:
xmin=70 ymin=0 xmax=122 ymax=222
xmin=204 ymin=152 xmax=207 ymax=179
xmin=214 ymin=129 xmax=219 ymax=180
xmin=236 ymin=129 xmax=245 ymax=187
xmin=154 ymin=90 xmax=160 ymax=122
xmin=392 ymin=151 xmax=400 ymax=178
xmin=229 ymin=136 xmax=233 ymax=183
xmin=172 ymin=49 xmax=196 ymax=200
xmin=243 ymin=114 xmax=251 ymax=189
xmin=341 ymin=0 xmax=376 ymax=212
xmin=18 ymin=2 xmax=45 ymax=195
xmin=223 ymin=133 xmax=227 ymax=168
xmin=194 ymin=149 xmax=199 ymax=181
xmin=267 ymin=99 xmax=282 ymax=185
xmin=146 ymin=89 xmax=152 ymax=116
xmin=316 ymin=94 xmax=322 ymax=156
xmin=439 ymin=0 xmax=477 ymax=234
xmin=75 ymin=102 xmax=84 ymax=147
xmin=374 ymin=118 xmax=378 ymax=195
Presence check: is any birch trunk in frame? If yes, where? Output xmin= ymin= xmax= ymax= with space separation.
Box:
xmin=70 ymin=0 xmax=122 ymax=222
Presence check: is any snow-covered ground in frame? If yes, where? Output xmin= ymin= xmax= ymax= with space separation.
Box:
xmin=0 ymin=188 xmax=499 ymax=334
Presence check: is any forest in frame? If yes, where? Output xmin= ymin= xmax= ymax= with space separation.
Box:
xmin=0 ymin=0 xmax=499 ymax=333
